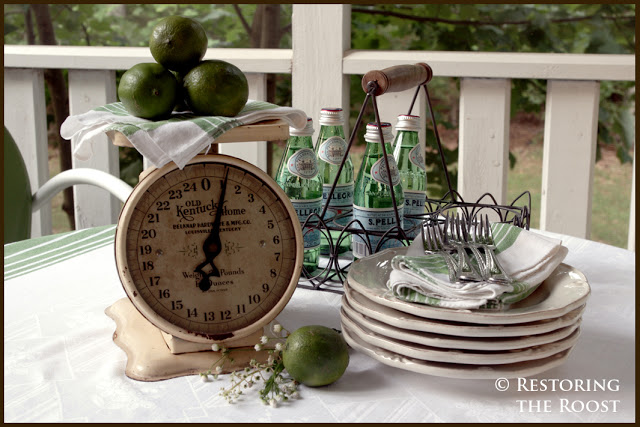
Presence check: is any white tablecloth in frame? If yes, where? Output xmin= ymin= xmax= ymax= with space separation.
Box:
xmin=3 ymin=226 xmax=635 ymax=422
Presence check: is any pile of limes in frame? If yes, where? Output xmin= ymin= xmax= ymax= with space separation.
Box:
xmin=118 ymin=16 xmax=249 ymax=120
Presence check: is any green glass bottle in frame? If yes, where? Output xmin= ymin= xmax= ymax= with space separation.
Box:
xmin=392 ymin=114 xmax=427 ymax=239
xmin=352 ymin=122 xmax=405 ymax=259
xmin=315 ymin=108 xmax=354 ymax=255
xmin=275 ymin=118 xmax=323 ymax=272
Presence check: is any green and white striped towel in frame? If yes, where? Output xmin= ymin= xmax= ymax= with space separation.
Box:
xmin=60 ymin=100 xmax=307 ymax=169
xmin=388 ymin=223 xmax=568 ymax=310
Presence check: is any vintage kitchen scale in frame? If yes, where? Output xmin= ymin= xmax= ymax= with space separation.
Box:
xmin=105 ymin=120 xmax=304 ymax=381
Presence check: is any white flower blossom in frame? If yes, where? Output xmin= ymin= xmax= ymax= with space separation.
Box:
xmin=273 ymin=324 xmax=283 ymax=333
xmin=260 ymin=335 xmax=269 ymax=344
xmin=254 ymin=343 xmax=262 ymax=351
xmin=211 ymin=343 xmax=220 ymax=352
xmin=201 ymin=374 xmax=210 ymax=382
xmin=215 ymin=365 xmax=223 ymax=373
xmin=269 ymin=398 xmax=278 ymax=408
xmin=275 ymin=342 xmax=284 ymax=351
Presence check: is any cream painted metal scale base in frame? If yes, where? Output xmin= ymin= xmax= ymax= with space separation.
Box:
xmin=105 ymin=298 xmax=271 ymax=382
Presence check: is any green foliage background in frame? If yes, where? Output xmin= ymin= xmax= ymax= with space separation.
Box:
xmin=4 ymin=3 xmax=635 ymax=192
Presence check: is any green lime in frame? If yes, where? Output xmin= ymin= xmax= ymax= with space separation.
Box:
xmin=150 ymin=15 xmax=208 ymax=73
xmin=183 ymin=59 xmax=249 ymax=117
xmin=117 ymin=62 xmax=179 ymax=120
xmin=282 ymin=325 xmax=350 ymax=387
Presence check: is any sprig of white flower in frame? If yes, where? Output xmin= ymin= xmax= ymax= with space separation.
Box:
xmin=200 ymin=325 xmax=298 ymax=406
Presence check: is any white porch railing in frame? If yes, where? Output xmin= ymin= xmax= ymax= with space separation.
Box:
xmin=3 ymin=5 xmax=635 ymax=250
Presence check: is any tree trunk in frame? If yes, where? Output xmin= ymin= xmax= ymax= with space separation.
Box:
xmin=30 ymin=4 xmax=75 ymax=229
xmin=259 ymin=4 xmax=281 ymax=103
xmin=25 ymin=6 xmax=36 ymax=44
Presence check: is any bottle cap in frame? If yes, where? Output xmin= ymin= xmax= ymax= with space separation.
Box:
xmin=319 ymin=108 xmax=344 ymax=126
xmin=289 ymin=117 xmax=314 ymax=136
xmin=364 ymin=122 xmax=394 ymax=143
xmin=396 ymin=114 xmax=421 ymax=132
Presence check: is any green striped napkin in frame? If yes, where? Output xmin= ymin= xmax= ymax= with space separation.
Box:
xmin=4 ymin=225 xmax=116 ymax=281
xmin=388 ymin=223 xmax=568 ymax=310
xmin=61 ymin=100 xmax=307 ymax=169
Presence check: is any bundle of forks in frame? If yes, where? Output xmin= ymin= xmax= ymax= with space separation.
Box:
xmin=421 ymin=213 xmax=513 ymax=284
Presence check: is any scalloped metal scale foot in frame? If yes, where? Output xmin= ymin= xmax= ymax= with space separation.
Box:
xmin=105 ymin=298 xmax=270 ymax=382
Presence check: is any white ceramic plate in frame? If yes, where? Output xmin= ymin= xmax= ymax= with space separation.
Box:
xmin=344 ymin=282 xmax=586 ymax=338
xmin=347 ymin=247 xmax=590 ymax=324
xmin=341 ymin=325 xmax=574 ymax=379
xmin=341 ymin=308 xmax=580 ymax=365
xmin=341 ymin=294 xmax=582 ymax=351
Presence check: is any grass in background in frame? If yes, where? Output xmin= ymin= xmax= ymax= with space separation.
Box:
xmin=507 ymin=143 xmax=633 ymax=248
xmin=507 ymin=142 xmax=543 ymax=231
xmin=591 ymin=153 xmax=634 ymax=248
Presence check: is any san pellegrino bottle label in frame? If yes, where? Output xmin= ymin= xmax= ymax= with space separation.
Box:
xmin=408 ymin=144 xmax=426 ymax=171
xmin=352 ymin=205 xmax=404 ymax=258
xmin=370 ymin=155 xmax=401 ymax=186
xmin=290 ymin=197 xmax=322 ymax=249
xmin=287 ymin=148 xmax=318 ymax=179
xmin=322 ymin=182 xmax=353 ymax=227
xmin=403 ymin=190 xmax=427 ymax=236
xmin=318 ymin=136 xmax=347 ymax=165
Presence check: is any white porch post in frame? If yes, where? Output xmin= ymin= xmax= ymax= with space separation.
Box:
xmin=540 ymin=80 xmax=600 ymax=239
xmin=458 ymin=78 xmax=511 ymax=205
xmin=291 ymin=4 xmax=351 ymax=141
xmin=3 ymin=68 xmax=51 ymax=237
xmin=68 ymin=69 xmax=119 ymax=229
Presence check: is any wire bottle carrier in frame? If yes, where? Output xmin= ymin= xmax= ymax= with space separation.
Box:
xmin=297 ymin=63 xmax=531 ymax=293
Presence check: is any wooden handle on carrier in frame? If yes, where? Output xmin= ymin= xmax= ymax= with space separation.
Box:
xmin=361 ymin=63 xmax=433 ymax=96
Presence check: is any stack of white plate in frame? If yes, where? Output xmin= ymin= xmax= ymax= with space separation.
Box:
xmin=341 ymin=247 xmax=591 ymax=379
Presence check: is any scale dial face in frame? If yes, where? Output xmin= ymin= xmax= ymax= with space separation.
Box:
xmin=115 ymin=155 xmax=303 ymax=343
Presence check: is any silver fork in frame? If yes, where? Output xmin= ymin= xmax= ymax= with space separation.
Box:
xmin=444 ymin=213 xmax=484 ymax=282
xmin=421 ymin=222 xmax=458 ymax=283
xmin=474 ymin=215 xmax=513 ymax=284
xmin=458 ymin=214 xmax=490 ymax=280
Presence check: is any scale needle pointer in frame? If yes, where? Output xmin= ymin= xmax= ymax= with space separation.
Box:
xmin=194 ymin=167 xmax=229 ymax=291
